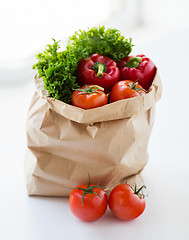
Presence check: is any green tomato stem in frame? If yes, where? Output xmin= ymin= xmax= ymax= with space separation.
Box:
xmin=75 ymin=174 xmax=107 ymax=206
xmin=133 ymin=184 xmax=147 ymax=199
xmin=127 ymin=81 xmax=147 ymax=95
xmin=73 ymin=85 xmax=104 ymax=94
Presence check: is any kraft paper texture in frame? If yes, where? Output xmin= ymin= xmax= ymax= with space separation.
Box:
xmin=24 ymin=71 xmax=162 ymax=196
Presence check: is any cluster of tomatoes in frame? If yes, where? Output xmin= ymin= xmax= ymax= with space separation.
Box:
xmin=69 ymin=176 xmax=146 ymax=222
xmin=72 ymin=53 xmax=156 ymax=109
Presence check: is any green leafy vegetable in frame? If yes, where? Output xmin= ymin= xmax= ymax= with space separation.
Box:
xmin=33 ymin=26 xmax=133 ymax=103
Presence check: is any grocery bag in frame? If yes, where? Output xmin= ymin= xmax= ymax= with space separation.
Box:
xmin=25 ymin=71 xmax=162 ymax=196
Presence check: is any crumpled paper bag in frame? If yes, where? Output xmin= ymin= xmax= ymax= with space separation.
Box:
xmin=24 ymin=71 xmax=162 ymax=196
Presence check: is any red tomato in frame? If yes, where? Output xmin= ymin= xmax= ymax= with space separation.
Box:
xmin=108 ymin=183 xmax=146 ymax=220
xmin=72 ymin=84 xmax=108 ymax=109
xmin=110 ymin=80 xmax=146 ymax=103
xmin=69 ymin=180 xmax=108 ymax=222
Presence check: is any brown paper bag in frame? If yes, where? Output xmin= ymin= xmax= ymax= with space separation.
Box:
xmin=24 ymin=71 xmax=162 ymax=196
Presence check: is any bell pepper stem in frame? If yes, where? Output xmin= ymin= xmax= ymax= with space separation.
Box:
xmin=92 ymin=61 xmax=107 ymax=78
xmin=97 ymin=64 xmax=104 ymax=77
xmin=125 ymin=57 xmax=142 ymax=69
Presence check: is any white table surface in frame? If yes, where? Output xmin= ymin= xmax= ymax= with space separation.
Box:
xmin=0 ymin=27 xmax=189 ymax=240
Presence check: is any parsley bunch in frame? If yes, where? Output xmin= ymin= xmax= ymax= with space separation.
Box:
xmin=33 ymin=26 xmax=133 ymax=103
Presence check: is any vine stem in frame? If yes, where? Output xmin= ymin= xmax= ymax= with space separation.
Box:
xmin=75 ymin=174 xmax=107 ymax=206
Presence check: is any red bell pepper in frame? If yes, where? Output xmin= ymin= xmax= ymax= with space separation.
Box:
xmin=118 ymin=54 xmax=156 ymax=90
xmin=77 ymin=53 xmax=120 ymax=93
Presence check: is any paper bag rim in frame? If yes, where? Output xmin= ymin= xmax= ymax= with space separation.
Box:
xmin=34 ymin=70 xmax=162 ymax=123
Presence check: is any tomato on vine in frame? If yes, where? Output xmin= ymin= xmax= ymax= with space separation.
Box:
xmin=72 ymin=84 xmax=108 ymax=109
xmin=69 ymin=175 xmax=108 ymax=222
xmin=110 ymin=80 xmax=147 ymax=102
xmin=108 ymin=183 xmax=146 ymax=220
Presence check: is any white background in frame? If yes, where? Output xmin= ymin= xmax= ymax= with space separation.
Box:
xmin=0 ymin=1 xmax=189 ymax=239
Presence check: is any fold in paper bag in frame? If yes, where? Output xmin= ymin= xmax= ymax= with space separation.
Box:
xmin=24 ymin=71 xmax=162 ymax=196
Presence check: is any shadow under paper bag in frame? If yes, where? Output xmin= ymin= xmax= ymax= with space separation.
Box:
xmin=24 ymin=70 xmax=162 ymax=196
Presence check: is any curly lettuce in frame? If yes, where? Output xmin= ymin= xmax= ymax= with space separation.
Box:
xmin=33 ymin=26 xmax=133 ymax=103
